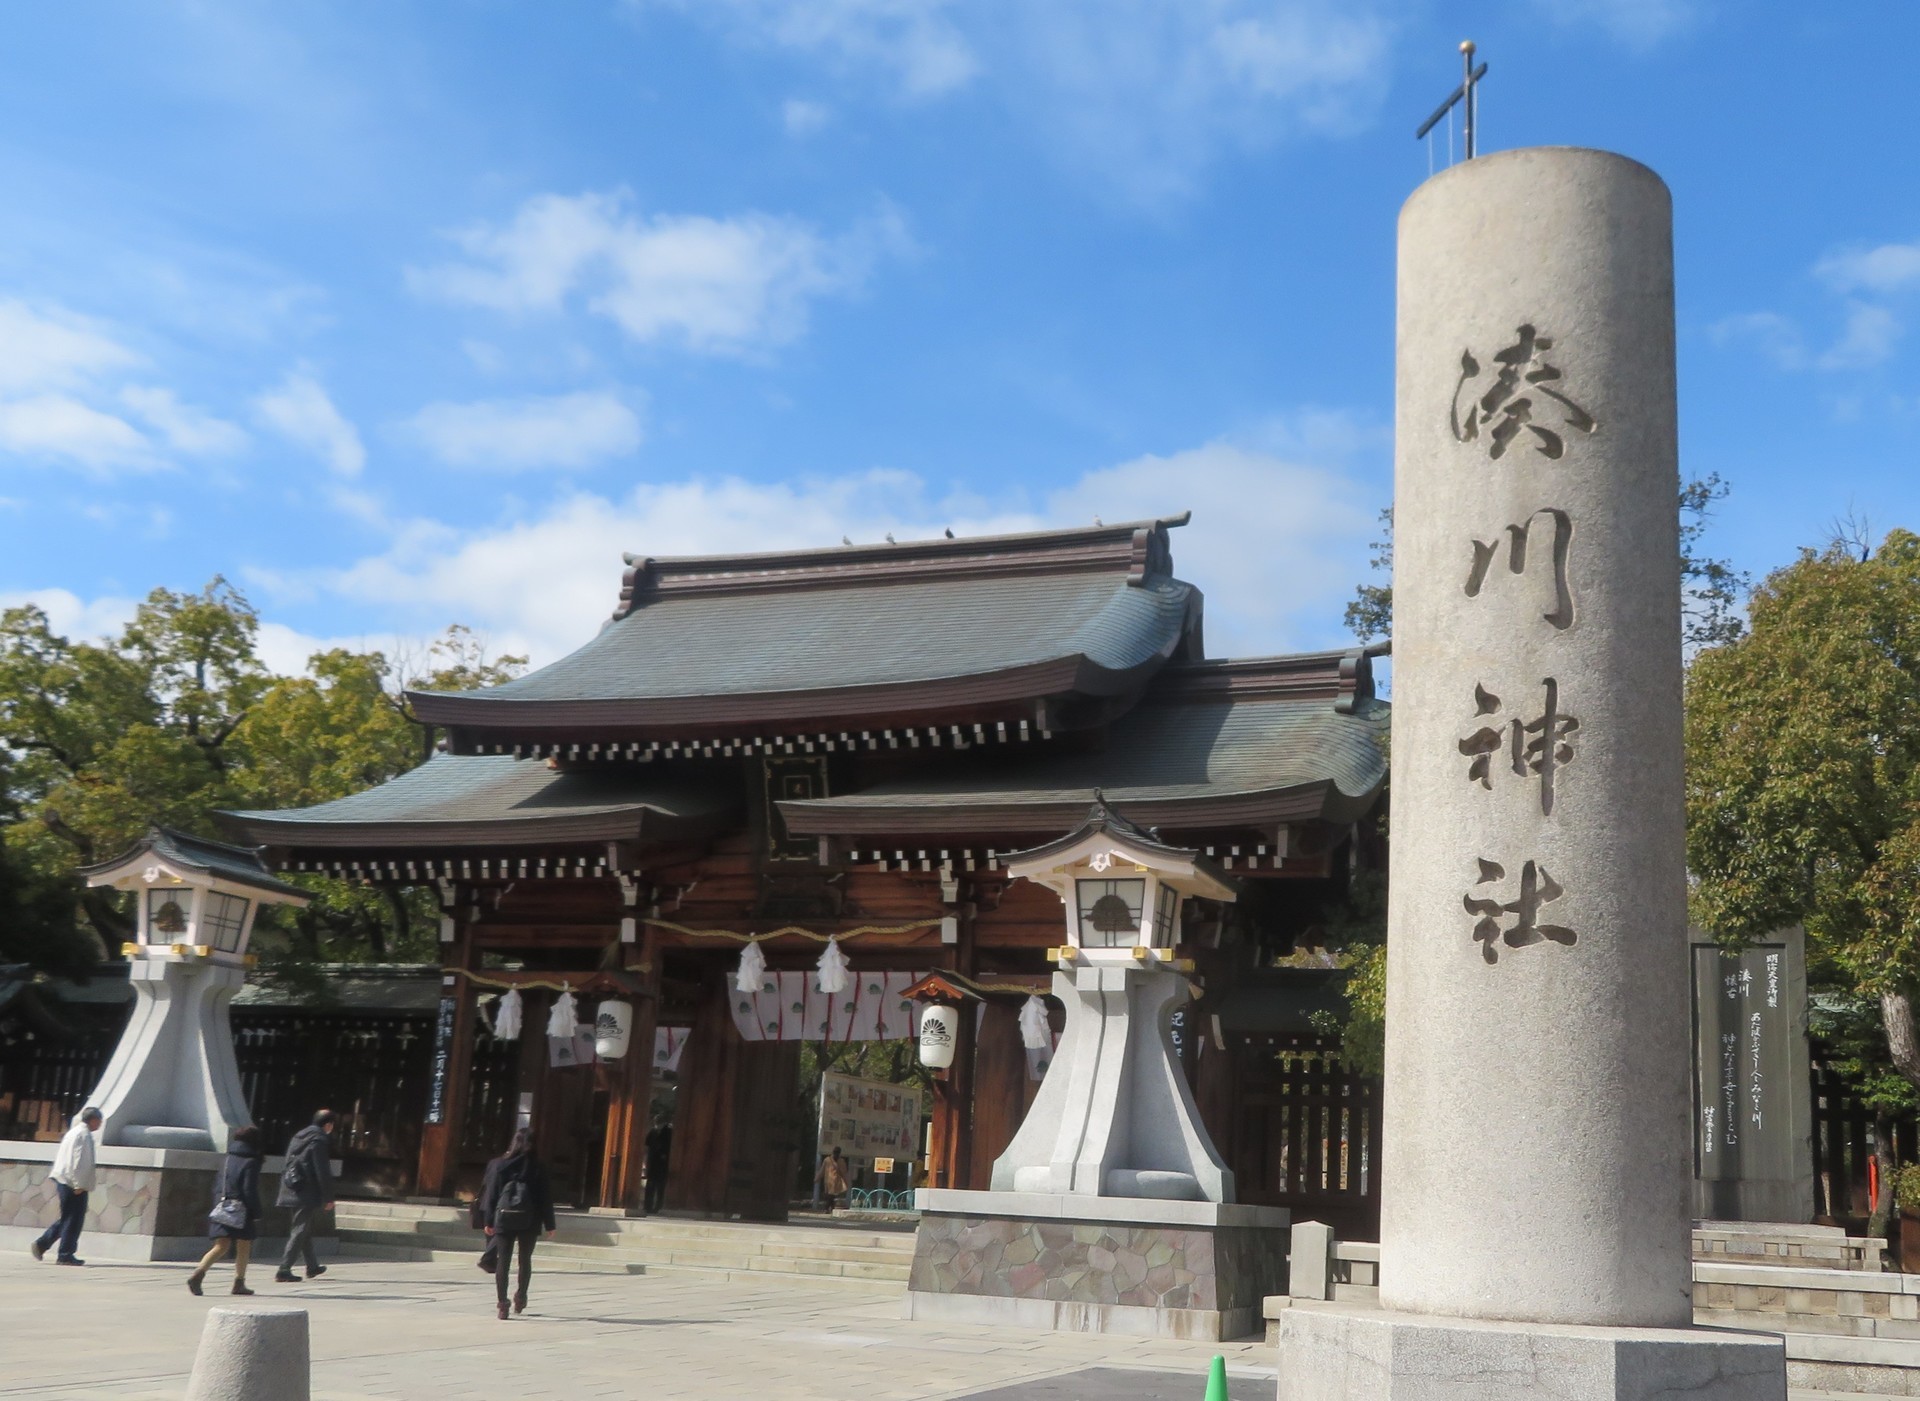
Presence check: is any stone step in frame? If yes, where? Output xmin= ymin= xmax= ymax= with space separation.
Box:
xmin=334 ymin=1227 xmax=912 ymax=1283
xmin=333 ymin=1240 xmax=902 ymax=1290
xmin=334 ymin=1205 xmax=913 ymax=1253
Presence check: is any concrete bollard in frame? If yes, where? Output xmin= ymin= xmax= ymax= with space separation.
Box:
xmin=1288 ymin=1220 xmax=1334 ymax=1302
xmin=184 ymin=1307 xmax=310 ymax=1401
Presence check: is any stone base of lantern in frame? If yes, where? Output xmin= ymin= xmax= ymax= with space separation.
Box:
xmin=0 ymin=1141 xmax=332 ymax=1262
xmin=1272 ymin=1300 xmax=1787 ymax=1401
xmin=906 ymin=1188 xmax=1290 ymax=1341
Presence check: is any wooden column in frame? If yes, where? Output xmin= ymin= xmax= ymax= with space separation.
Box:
xmin=665 ymin=973 xmax=736 ymax=1215
xmin=600 ymin=929 xmax=661 ymax=1212
xmin=415 ymin=919 xmax=478 ymax=1199
xmin=968 ymin=1002 xmax=1030 ymax=1188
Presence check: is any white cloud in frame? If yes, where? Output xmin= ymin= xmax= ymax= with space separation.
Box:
xmin=0 ymin=587 xmax=140 ymax=640
xmin=643 ymin=3 xmax=1394 ymax=207
xmin=1818 ymin=303 xmax=1902 ymax=371
xmin=1710 ymin=311 xmax=1805 ymax=370
xmin=1816 ymin=240 xmax=1920 ymax=296
xmin=254 ymin=370 xmax=365 ymax=476
xmin=0 ymin=300 xmax=143 ymax=393
xmin=783 ymin=98 xmax=832 ymax=135
xmin=1532 ymin=0 xmax=1701 ymax=47
xmin=645 ymin=0 xmax=978 ymax=98
xmin=292 ymin=427 xmax=1374 ymax=665
xmin=409 ymin=191 xmax=910 ymax=356
xmin=406 ymin=391 xmax=645 ymax=472
xmin=0 ymin=394 xmax=153 ymax=469
xmin=120 ymin=386 xmax=249 ymax=456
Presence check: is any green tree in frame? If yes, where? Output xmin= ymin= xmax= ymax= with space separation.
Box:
xmin=0 ymin=579 xmax=525 ymax=978
xmin=1687 ymin=531 xmax=1920 ymax=1106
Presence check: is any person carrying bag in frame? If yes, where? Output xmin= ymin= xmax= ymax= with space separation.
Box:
xmin=188 ymin=1126 xmax=263 ymax=1296
xmin=476 ymin=1127 xmax=555 ymax=1320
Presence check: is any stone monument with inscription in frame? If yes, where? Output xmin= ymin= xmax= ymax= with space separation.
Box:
xmin=1273 ymin=148 xmax=1786 ymax=1400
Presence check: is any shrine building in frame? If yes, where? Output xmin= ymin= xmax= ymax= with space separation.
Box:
xmin=222 ymin=514 xmax=1389 ymax=1228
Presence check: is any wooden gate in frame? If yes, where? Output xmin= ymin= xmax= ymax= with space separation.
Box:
xmin=1196 ymin=1031 xmax=1381 ymax=1241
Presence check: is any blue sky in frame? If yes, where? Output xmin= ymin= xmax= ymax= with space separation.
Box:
xmin=2 ymin=2 xmax=1916 ymax=673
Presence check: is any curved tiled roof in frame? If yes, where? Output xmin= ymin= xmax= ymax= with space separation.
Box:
xmin=221 ymin=753 xmax=738 ymax=848
xmin=779 ymin=659 xmax=1389 ymax=835
xmin=408 ymin=517 xmax=1200 ymax=735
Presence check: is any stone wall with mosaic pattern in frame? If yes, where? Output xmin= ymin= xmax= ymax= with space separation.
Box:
xmin=910 ymin=1212 xmax=1289 ymax=1314
xmin=1 ymin=1157 xmax=298 ymax=1240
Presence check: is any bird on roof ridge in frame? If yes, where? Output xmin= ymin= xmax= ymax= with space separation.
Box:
xmin=944 ymin=528 xmax=954 ymax=539
xmin=885 ymin=532 xmax=896 ymax=544
xmin=841 ymin=536 xmax=852 ymax=545
xmin=1094 ymin=516 xmax=1103 ymax=526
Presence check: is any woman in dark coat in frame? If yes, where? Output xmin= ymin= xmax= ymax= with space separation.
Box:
xmin=476 ymin=1126 xmax=556 ymax=1320
xmin=187 ymin=1125 xmax=263 ymax=1296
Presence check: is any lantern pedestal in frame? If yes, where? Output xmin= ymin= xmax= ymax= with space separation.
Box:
xmin=907 ymin=1188 xmax=1290 ymax=1341
xmin=90 ymin=953 xmax=250 ymax=1152
xmin=991 ymin=964 xmax=1228 ymax=1202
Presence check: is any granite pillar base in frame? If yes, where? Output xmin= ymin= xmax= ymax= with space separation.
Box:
xmin=0 ymin=1143 xmax=330 ymax=1262
xmin=908 ymin=1188 xmax=1289 ymax=1341
xmin=1273 ymin=1301 xmax=1787 ymax=1401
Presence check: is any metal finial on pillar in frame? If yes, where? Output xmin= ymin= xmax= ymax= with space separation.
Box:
xmin=1415 ymin=40 xmax=1488 ymax=165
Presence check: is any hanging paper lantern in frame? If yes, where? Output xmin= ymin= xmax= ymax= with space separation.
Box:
xmin=594 ymin=1000 xmax=634 ymax=1059
xmin=816 ymin=936 xmax=851 ymax=995
xmin=918 ymin=1003 xmax=959 ymax=1069
xmin=547 ymin=984 xmax=579 ymax=1039
xmin=734 ymin=939 xmax=767 ymax=993
xmin=493 ymin=987 xmax=523 ymax=1041
xmin=1019 ymin=994 xmax=1053 ymax=1051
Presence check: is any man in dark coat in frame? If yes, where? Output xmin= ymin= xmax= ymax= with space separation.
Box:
xmin=643 ymin=1118 xmax=671 ymax=1214
xmin=273 ymin=1109 xmax=336 ymax=1283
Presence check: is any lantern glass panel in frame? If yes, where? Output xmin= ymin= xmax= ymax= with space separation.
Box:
xmin=1151 ymin=883 xmax=1180 ymax=945
xmin=146 ymin=889 xmax=190 ymax=941
xmin=201 ymin=891 xmax=250 ymax=953
xmin=1075 ymin=877 xmax=1145 ymax=947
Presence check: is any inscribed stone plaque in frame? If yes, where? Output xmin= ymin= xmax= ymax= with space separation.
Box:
xmin=1692 ymin=943 xmax=1794 ymax=1185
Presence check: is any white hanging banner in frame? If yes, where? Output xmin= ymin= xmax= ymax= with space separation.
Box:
xmin=492 ymin=988 xmax=524 ymax=1041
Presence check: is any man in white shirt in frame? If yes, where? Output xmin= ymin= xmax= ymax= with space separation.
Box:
xmin=31 ymin=1106 xmax=102 ymax=1266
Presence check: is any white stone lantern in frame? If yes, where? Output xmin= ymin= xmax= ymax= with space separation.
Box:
xmin=80 ymin=828 xmax=309 ymax=1150
xmin=991 ymin=794 xmax=1238 ymax=1201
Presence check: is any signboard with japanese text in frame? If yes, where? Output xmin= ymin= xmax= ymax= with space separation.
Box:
xmin=426 ymin=995 xmax=456 ymax=1125
xmin=816 ymin=1070 xmax=922 ymax=1162
xmin=1692 ymin=942 xmax=1795 ymax=1186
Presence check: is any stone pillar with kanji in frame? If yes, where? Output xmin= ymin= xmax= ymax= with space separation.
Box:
xmin=1274 ymin=147 xmax=1785 ymax=1401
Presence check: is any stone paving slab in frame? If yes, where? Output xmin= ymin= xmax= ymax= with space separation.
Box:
xmin=0 ymin=1249 xmax=1271 ymax=1399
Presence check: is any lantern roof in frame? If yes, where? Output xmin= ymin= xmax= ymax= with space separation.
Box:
xmin=1001 ymin=791 xmax=1237 ymax=902
xmin=80 ymin=827 xmax=310 ymax=905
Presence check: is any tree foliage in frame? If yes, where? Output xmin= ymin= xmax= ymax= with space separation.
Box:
xmin=0 ymin=581 xmax=525 ymax=981
xmin=1685 ymin=529 xmax=1920 ymax=1102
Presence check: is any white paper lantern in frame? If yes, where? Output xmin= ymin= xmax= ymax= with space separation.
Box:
xmin=918 ymin=1003 xmax=959 ymax=1069
xmin=594 ymin=1000 xmax=634 ymax=1060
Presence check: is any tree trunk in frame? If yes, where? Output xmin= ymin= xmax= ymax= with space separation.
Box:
xmin=1881 ymin=988 xmax=1920 ymax=1089
xmin=1873 ymin=1111 xmax=1898 ymax=1241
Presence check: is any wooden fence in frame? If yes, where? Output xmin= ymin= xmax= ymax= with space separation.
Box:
xmin=1811 ymin=1059 xmax=1919 ymax=1225
xmin=1198 ymin=1031 xmax=1381 ymax=1241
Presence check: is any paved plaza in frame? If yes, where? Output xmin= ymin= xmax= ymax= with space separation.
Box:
xmin=0 ymin=1251 xmax=1274 ymax=1400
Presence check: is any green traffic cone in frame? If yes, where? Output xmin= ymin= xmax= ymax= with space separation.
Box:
xmin=1205 ymin=1354 xmax=1228 ymax=1401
